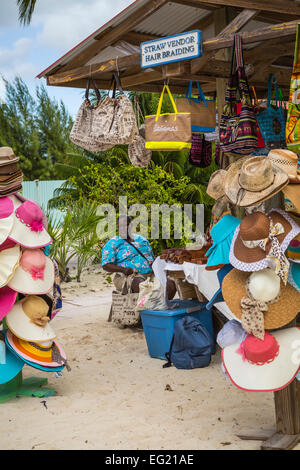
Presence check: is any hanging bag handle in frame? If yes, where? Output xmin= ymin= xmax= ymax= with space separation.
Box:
xmin=267 ymin=74 xmax=280 ymax=110
xmin=186 ymin=80 xmax=207 ymax=106
xmin=156 ymin=85 xmax=178 ymax=122
xmin=85 ymin=78 xmax=101 ymax=103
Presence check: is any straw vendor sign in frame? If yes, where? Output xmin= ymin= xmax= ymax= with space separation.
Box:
xmin=140 ymin=30 xmax=202 ymax=68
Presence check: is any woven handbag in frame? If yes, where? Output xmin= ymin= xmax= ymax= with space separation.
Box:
xmin=256 ymin=74 xmax=286 ymax=149
xmin=286 ymin=24 xmax=300 ymax=152
xmin=111 ymin=274 xmax=140 ymax=327
xmin=188 ymin=134 xmax=212 ymax=167
xmin=70 ymin=74 xmax=138 ymax=151
xmin=219 ymin=34 xmax=258 ymax=155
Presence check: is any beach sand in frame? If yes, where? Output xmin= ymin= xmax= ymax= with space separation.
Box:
xmin=1 ymin=265 xmax=299 ymax=451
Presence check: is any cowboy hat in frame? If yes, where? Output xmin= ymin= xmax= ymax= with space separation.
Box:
xmin=0 ymin=197 xmax=14 ymax=245
xmin=229 ymin=209 xmax=300 ymax=273
xmin=9 ymin=200 xmax=51 ymax=249
xmin=0 ymin=147 xmax=19 ymax=167
xmin=5 ymin=330 xmax=67 ymax=372
xmin=0 ymin=240 xmax=21 ymax=288
xmin=222 ymin=328 xmax=300 ymax=392
xmin=224 ymin=156 xmax=289 ymax=207
xmin=206 ymin=170 xmax=227 ymax=200
xmin=0 ymin=333 xmax=24 ymax=385
xmin=222 ymin=268 xmax=300 ymax=330
xmin=5 ymin=295 xmax=56 ymax=342
xmin=8 ymin=249 xmax=54 ymax=295
xmin=268 ymin=149 xmax=300 ymax=184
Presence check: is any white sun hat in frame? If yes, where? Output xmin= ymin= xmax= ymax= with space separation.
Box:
xmin=0 ymin=197 xmax=15 ymax=245
xmin=6 ymin=295 xmax=56 ymax=342
xmin=8 ymin=248 xmax=54 ymax=295
xmin=0 ymin=240 xmax=21 ymax=288
xmin=8 ymin=200 xmax=51 ymax=249
xmin=222 ymin=327 xmax=300 ymax=392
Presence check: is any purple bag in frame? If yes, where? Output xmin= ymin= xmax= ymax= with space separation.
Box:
xmin=188 ymin=134 xmax=212 ymax=167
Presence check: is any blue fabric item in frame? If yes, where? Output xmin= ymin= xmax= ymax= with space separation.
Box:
xmin=101 ymin=234 xmax=155 ymax=274
xmin=205 ymin=215 xmax=241 ymax=268
xmin=288 ymin=262 xmax=300 ymax=293
xmin=42 ymin=245 xmax=51 ymax=256
xmin=206 ymin=264 xmax=234 ymax=310
xmin=0 ymin=339 xmax=24 ymax=384
xmin=166 ymin=316 xmax=213 ymax=369
xmin=4 ymin=337 xmax=65 ymax=373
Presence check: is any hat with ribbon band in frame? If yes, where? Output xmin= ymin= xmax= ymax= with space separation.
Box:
xmin=8 ymin=249 xmax=54 ymax=295
xmin=9 ymin=200 xmax=52 ymax=249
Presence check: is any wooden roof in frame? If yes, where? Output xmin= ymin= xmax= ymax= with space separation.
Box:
xmin=38 ymin=0 xmax=300 ymax=97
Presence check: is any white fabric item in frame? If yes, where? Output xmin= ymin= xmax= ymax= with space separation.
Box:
xmin=248 ymin=269 xmax=281 ymax=302
xmin=217 ymin=320 xmax=246 ymax=349
xmin=152 ymin=258 xmax=237 ymax=320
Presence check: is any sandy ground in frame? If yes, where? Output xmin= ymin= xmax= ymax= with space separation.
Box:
xmin=1 ymin=265 xmax=299 ymax=451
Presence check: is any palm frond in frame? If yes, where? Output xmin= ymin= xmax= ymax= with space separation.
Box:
xmin=17 ymin=0 xmax=37 ymax=25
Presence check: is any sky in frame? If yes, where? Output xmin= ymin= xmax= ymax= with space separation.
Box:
xmin=0 ymin=0 xmax=133 ymax=117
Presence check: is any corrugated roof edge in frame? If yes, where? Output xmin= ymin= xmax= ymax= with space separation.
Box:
xmin=36 ymin=0 xmax=141 ymax=79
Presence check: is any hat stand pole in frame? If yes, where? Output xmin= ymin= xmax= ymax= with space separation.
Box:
xmin=0 ymin=319 xmax=56 ymax=403
xmin=236 ymin=319 xmax=300 ymax=450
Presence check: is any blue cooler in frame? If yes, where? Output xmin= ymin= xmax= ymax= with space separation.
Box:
xmin=140 ymin=299 xmax=215 ymax=360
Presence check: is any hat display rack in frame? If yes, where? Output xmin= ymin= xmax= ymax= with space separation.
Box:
xmin=206 ymin=136 xmax=300 ymax=447
xmin=0 ymin=147 xmax=68 ymax=403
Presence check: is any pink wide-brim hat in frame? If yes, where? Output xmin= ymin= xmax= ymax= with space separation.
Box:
xmin=0 ymin=286 xmax=18 ymax=321
xmin=222 ymin=327 xmax=300 ymax=392
xmin=8 ymin=200 xmax=52 ymax=249
xmin=0 ymin=197 xmax=14 ymax=245
xmin=8 ymin=249 xmax=54 ymax=295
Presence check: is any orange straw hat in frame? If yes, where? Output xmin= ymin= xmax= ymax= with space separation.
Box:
xmin=222 ymin=268 xmax=300 ymax=330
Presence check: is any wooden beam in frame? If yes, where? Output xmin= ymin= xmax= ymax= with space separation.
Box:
xmin=175 ymin=0 xmax=300 ymax=16
xmin=121 ymin=69 xmax=163 ymax=87
xmin=47 ymin=53 xmax=141 ymax=85
xmin=191 ymin=8 xmax=258 ymax=73
xmin=119 ymin=31 xmax=161 ymax=46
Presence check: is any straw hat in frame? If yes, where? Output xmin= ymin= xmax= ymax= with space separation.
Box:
xmin=6 ymin=295 xmax=56 ymax=342
xmin=0 ymin=240 xmax=21 ymax=288
xmin=268 ymin=149 xmax=300 ymax=184
xmin=0 ymin=333 xmax=24 ymax=384
xmin=282 ymin=184 xmax=299 ymax=214
xmin=0 ymin=147 xmax=19 ymax=167
xmin=5 ymin=330 xmax=67 ymax=372
xmin=224 ymin=156 xmax=289 ymax=207
xmin=0 ymin=197 xmax=14 ymax=245
xmin=9 ymin=200 xmax=51 ymax=249
xmin=222 ymin=328 xmax=300 ymax=392
xmin=207 ymin=170 xmax=227 ymax=200
xmin=229 ymin=209 xmax=300 ymax=272
xmin=8 ymin=249 xmax=54 ymax=295
xmin=222 ymin=268 xmax=300 ymax=330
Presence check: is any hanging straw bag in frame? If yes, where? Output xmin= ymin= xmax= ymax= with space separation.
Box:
xmin=175 ymin=80 xmax=216 ymax=133
xmin=256 ymin=74 xmax=286 ymax=149
xmin=69 ymin=78 xmax=113 ymax=152
xmin=219 ymin=34 xmax=258 ymax=155
xmin=128 ymin=96 xmax=152 ymax=168
xmin=286 ymin=24 xmax=300 ymax=152
xmin=145 ymin=85 xmax=192 ymax=151
xmin=111 ymin=273 xmax=140 ymax=327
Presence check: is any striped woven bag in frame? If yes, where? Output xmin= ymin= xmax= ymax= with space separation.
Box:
xmin=219 ymin=34 xmax=258 ymax=155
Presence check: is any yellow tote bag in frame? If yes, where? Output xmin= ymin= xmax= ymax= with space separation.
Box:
xmin=145 ymin=85 xmax=192 ymax=151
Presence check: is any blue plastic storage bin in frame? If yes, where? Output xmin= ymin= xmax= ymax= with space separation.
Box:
xmin=140 ymin=299 xmax=215 ymax=360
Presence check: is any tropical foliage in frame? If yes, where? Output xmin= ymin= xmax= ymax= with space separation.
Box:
xmin=17 ymin=0 xmax=37 ymax=25
xmin=0 ymin=77 xmax=74 ymax=180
